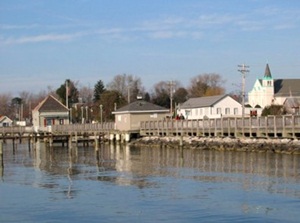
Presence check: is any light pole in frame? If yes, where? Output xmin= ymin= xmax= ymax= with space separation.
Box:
xmin=85 ymin=106 xmax=88 ymax=123
xmin=168 ymin=80 xmax=176 ymax=117
xmin=81 ymin=106 xmax=84 ymax=123
xmin=100 ymin=104 xmax=103 ymax=125
xmin=90 ymin=108 xmax=93 ymax=123
xmin=65 ymin=80 xmax=69 ymax=108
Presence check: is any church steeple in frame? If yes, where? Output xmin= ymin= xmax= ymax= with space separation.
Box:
xmin=264 ymin=63 xmax=272 ymax=79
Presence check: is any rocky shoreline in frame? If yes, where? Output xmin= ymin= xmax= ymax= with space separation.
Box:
xmin=129 ymin=136 xmax=300 ymax=155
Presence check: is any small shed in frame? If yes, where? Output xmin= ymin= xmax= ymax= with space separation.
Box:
xmin=0 ymin=115 xmax=13 ymax=127
xmin=32 ymin=95 xmax=69 ymax=127
xmin=177 ymin=94 xmax=242 ymax=120
xmin=112 ymin=99 xmax=170 ymax=131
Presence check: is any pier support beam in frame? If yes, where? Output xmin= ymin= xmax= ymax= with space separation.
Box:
xmin=115 ymin=133 xmax=120 ymax=141
xmin=125 ymin=133 xmax=131 ymax=142
xmin=94 ymin=133 xmax=99 ymax=151
xmin=68 ymin=136 xmax=72 ymax=149
xmin=109 ymin=133 xmax=115 ymax=142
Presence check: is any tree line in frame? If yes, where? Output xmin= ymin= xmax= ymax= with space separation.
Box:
xmin=0 ymin=73 xmax=230 ymax=124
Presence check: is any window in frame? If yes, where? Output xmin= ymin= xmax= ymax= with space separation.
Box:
xmin=225 ymin=108 xmax=230 ymax=115
xmin=205 ymin=108 xmax=209 ymax=115
xmin=46 ymin=119 xmax=52 ymax=126
xmin=216 ymin=108 xmax=221 ymax=114
xmin=234 ymin=108 xmax=238 ymax=115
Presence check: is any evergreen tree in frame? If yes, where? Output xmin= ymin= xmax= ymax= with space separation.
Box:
xmin=93 ymin=80 xmax=106 ymax=102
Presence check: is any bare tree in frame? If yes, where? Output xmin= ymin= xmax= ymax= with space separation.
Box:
xmin=188 ymin=73 xmax=225 ymax=97
xmin=0 ymin=93 xmax=13 ymax=117
xmin=173 ymin=87 xmax=188 ymax=104
xmin=79 ymin=84 xmax=93 ymax=104
xmin=150 ymin=80 xmax=182 ymax=108
xmin=107 ymin=74 xmax=144 ymax=103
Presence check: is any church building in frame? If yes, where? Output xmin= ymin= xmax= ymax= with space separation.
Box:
xmin=248 ymin=64 xmax=300 ymax=109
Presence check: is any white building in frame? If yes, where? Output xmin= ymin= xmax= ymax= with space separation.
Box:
xmin=248 ymin=64 xmax=300 ymax=109
xmin=0 ymin=115 xmax=13 ymax=127
xmin=177 ymin=94 xmax=242 ymax=120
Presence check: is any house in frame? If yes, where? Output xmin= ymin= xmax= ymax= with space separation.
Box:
xmin=32 ymin=95 xmax=69 ymax=127
xmin=112 ymin=99 xmax=170 ymax=131
xmin=248 ymin=64 xmax=300 ymax=109
xmin=177 ymin=94 xmax=242 ymax=120
xmin=0 ymin=115 xmax=13 ymax=127
xmin=283 ymin=97 xmax=300 ymax=115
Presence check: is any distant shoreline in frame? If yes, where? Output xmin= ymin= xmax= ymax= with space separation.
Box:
xmin=129 ymin=136 xmax=300 ymax=155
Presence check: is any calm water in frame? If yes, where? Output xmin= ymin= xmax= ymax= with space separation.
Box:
xmin=0 ymin=141 xmax=299 ymax=223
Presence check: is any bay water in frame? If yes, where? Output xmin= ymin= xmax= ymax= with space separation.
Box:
xmin=0 ymin=141 xmax=299 ymax=222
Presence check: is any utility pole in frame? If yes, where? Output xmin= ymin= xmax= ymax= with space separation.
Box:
xmin=238 ymin=64 xmax=250 ymax=136
xmin=65 ymin=80 xmax=69 ymax=108
xmin=168 ymin=80 xmax=176 ymax=117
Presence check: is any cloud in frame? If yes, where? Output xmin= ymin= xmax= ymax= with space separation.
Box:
xmin=2 ymin=5 xmax=299 ymax=46
xmin=0 ymin=24 xmax=39 ymax=30
xmin=0 ymin=32 xmax=86 ymax=45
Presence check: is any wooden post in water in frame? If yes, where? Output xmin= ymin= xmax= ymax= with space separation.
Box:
xmin=75 ymin=132 xmax=78 ymax=147
xmin=28 ymin=136 xmax=31 ymax=152
xmin=68 ymin=136 xmax=72 ymax=149
xmin=94 ymin=132 xmax=99 ymax=151
xmin=12 ymin=138 xmax=16 ymax=154
xmin=179 ymin=135 xmax=183 ymax=147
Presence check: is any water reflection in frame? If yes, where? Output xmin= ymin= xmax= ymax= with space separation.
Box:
xmin=2 ymin=141 xmax=300 ymax=199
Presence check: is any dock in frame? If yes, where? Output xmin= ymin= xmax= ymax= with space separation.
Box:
xmin=0 ymin=115 xmax=300 ymax=148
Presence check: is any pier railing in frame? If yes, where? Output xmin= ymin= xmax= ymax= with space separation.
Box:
xmin=140 ymin=115 xmax=300 ymax=138
xmin=51 ymin=122 xmax=115 ymax=134
xmin=1 ymin=115 xmax=300 ymax=139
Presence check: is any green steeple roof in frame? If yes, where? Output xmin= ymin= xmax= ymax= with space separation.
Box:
xmin=264 ymin=63 xmax=272 ymax=79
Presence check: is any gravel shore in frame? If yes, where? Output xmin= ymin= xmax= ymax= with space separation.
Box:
xmin=129 ymin=136 xmax=300 ymax=154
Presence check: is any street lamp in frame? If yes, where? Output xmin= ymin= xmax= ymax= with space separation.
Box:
xmin=168 ymin=80 xmax=175 ymax=117
xmin=100 ymin=104 xmax=103 ymax=125
xmin=81 ymin=106 xmax=84 ymax=123
xmin=85 ymin=106 xmax=88 ymax=123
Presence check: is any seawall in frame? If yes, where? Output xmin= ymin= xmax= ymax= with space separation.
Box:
xmin=130 ymin=136 xmax=300 ymax=155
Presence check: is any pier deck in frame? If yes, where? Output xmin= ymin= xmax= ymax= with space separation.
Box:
xmin=0 ymin=116 xmax=300 ymax=145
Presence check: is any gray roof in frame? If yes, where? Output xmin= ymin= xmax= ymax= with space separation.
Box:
xmin=257 ymin=78 xmax=300 ymax=97
xmin=274 ymin=79 xmax=300 ymax=97
xmin=33 ymin=95 xmax=69 ymax=112
xmin=180 ymin=94 xmax=229 ymax=109
xmin=112 ymin=100 xmax=169 ymax=114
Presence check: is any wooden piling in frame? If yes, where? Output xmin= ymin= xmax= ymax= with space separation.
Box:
xmin=68 ymin=136 xmax=72 ymax=149
xmin=95 ymin=132 xmax=99 ymax=151
xmin=179 ymin=135 xmax=183 ymax=147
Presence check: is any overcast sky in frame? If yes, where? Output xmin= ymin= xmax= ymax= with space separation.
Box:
xmin=1 ymin=0 xmax=300 ymax=96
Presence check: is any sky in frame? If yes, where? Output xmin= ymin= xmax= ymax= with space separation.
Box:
xmin=1 ymin=0 xmax=300 ymax=96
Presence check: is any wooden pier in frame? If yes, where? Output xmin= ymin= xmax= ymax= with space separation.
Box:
xmin=0 ymin=115 xmax=300 ymax=147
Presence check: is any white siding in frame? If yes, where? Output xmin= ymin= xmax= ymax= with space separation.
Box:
xmin=178 ymin=96 xmax=242 ymax=120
